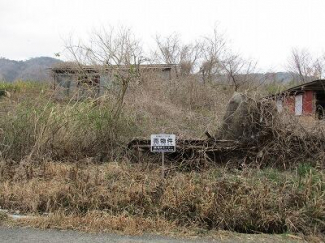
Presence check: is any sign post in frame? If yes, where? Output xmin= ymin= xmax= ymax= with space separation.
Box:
xmin=150 ymin=134 xmax=176 ymax=178
xmin=161 ymin=151 xmax=165 ymax=178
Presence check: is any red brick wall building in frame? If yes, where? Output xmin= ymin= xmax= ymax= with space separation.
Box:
xmin=272 ymin=80 xmax=325 ymax=119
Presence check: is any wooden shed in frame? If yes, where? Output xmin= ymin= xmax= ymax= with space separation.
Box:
xmin=50 ymin=64 xmax=177 ymax=99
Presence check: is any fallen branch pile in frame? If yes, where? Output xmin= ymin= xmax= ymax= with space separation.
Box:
xmin=128 ymin=92 xmax=325 ymax=169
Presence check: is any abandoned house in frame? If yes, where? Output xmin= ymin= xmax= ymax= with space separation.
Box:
xmin=50 ymin=64 xmax=177 ymax=98
xmin=270 ymin=79 xmax=325 ymax=119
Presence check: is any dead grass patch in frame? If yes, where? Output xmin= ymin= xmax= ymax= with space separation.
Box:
xmin=0 ymin=161 xmax=323 ymax=236
xmin=14 ymin=211 xmax=177 ymax=235
xmin=0 ymin=211 xmax=8 ymax=223
xmin=10 ymin=213 xmax=321 ymax=242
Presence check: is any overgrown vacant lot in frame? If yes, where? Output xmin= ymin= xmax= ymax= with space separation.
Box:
xmin=0 ymin=80 xmax=324 ymax=241
xmin=0 ymin=161 xmax=324 ymax=235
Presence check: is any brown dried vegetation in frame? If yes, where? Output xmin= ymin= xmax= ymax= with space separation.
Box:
xmin=0 ymin=78 xmax=324 ymax=239
xmin=0 ymin=161 xmax=324 ymax=236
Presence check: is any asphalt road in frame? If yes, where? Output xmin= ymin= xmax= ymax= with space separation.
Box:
xmin=0 ymin=226 xmax=217 ymax=243
xmin=0 ymin=226 xmax=305 ymax=243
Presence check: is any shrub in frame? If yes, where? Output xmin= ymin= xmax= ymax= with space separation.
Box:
xmin=0 ymin=96 xmax=141 ymax=161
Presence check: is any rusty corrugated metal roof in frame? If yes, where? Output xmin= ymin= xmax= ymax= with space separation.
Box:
xmin=265 ymin=79 xmax=325 ymax=99
xmin=50 ymin=64 xmax=177 ymax=73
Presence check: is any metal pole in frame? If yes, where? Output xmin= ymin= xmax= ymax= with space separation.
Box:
xmin=162 ymin=152 xmax=165 ymax=179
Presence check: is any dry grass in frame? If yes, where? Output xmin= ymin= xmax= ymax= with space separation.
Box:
xmin=0 ymin=161 xmax=323 ymax=236
xmin=12 ymin=213 xmax=316 ymax=242
xmin=0 ymin=211 xmax=8 ymax=223
xmin=126 ymin=77 xmax=232 ymax=138
xmin=14 ymin=212 xmax=177 ymax=235
xmin=0 ymin=77 xmax=324 ymax=239
xmin=0 ymin=77 xmax=233 ymax=161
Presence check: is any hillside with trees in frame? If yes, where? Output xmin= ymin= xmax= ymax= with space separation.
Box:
xmin=0 ymin=57 xmax=61 ymax=82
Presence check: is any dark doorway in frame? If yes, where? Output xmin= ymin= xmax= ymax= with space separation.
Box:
xmin=315 ymin=92 xmax=325 ymax=119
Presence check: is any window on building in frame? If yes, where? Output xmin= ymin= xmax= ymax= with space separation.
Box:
xmin=77 ymin=74 xmax=100 ymax=87
xmin=295 ymin=94 xmax=303 ymax=116
xmin=276 ymin=99 xmax=283 ymax=113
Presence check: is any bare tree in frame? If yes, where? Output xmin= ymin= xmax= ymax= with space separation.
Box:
xmin=199 ymin=26 xmax=257 ymax=89
xmin=220 ymin=53 xmax=257 ymax=91
xmin=65 ymin=26 xmax=143 ymax=119
xmin=154 ymin=33 xmax=181 ymax=65
xmin=178 ymin=41 xmax=203 ymax=76
xmin=154 ymin=33 xmax=202 ymax=77
xmin=200 ymin=27 xmax=226 ymax=83
xmin=287 ymin=48 xmax=320 ymax=83
xmin=313 ymin=57 xmax=324 ymax=79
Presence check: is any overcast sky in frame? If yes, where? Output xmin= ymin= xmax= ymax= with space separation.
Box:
xmin=1 ymin=0 xmax=325 ymax=71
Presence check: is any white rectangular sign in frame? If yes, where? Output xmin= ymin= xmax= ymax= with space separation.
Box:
xmin=151 ymin=134 xmax=176 ymax=152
